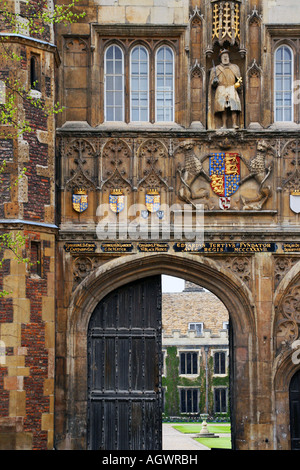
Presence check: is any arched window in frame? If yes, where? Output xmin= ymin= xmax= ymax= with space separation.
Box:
xmin=130 ymin=46 xmax=149 ymax=122
xmin=104 ymin=45 xmax=124 ymax=121
xmin=30 ymin=55 xmax=40 ymax=91
xmin=275 ymin=45 xmax=293 ymax=122
xmin=155 ymin=46 xmax=174 ymax=122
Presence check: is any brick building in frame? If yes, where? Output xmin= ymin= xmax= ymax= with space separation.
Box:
xmin=1 ymin=0 xmax=300 ymax=451
xmin=162 ymin=280 xmax=230 ymax=418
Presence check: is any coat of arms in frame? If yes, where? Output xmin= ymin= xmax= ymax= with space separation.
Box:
xmin=145 ymin=189 xmax=161 ymax=213
xmin=209 ymin=153 xmax=240 ymax=207
xmin=290 ymin=190 xmax=300 ymax=214
xmin=72 ymin=189 xmax=88 ymax=213
xmin=109 ymin=189 xmax=125 ymax=213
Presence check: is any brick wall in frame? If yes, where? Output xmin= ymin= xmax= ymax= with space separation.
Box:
xmin=0 ymin=1 xmax=56 ymax=450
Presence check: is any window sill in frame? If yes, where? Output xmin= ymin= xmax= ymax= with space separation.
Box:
xmin=99 ymin=121 xmax=182 ymax=130
xmin=179 ymin=374 xmax=199 ymax=378
xmin=268 ymin=121 xmax=299 ymax=130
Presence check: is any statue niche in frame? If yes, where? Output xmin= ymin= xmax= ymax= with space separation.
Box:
xmin=208 ymin=49 xmax=243 ymax=130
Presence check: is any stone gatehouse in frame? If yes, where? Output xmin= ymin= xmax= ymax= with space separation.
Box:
xmin=1 ymin=0 xmax=300 ymax=451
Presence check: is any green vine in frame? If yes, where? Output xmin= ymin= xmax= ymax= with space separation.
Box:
xmin=162 ymin=347 xmax=229 ymax=419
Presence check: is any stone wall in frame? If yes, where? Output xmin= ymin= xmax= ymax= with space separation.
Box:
xmin=162 ymin=283 xmax=229 ymax=336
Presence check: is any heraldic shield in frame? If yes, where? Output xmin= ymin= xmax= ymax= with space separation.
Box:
xmin=209 ymin=153 xmax=240 ymax=197
xmin=72 ymin=189 xmax=88 ymax=213
xmin=145 ymin=189 xmax=160 ymax=213
xmin=109 ymin=189 xmax=125 ymax=213
xmin=290 ymin=190 xmax=300 ymax=214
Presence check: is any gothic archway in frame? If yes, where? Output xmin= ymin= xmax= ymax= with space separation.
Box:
xmin=56 ymin=252 xmax=256 ymax=450
xmin=273 ymin=266 xmax=300 ymax=450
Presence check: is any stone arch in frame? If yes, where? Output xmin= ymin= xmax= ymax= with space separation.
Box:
xmin=273 ymin=265 xmax=300 ymax=450
xmin=58 ymin=252 xmax=257 ymax=450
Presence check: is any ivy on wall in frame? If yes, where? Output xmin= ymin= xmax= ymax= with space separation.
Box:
xmin=162 ymin=346 xmax=230 ymax=418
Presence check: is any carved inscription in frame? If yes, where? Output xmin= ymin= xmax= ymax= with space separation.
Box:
xmin=64 ymin=242 xmax=97 ymax=253
xmin=174 ymin=242 xmax=277 ymax=253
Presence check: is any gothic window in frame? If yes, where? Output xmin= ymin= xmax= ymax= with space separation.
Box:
xmin=274 ymin=45 xmax=293 ymax=122
xmin=214 ymin=351 xmax=226 ymax=375
xmin=214 ymin=387 xmax=227 ymax=413
xmin=104 ymin=45 xmax=124 ymax=122
xmin=180 ymin=388 xmax=199 ymax=413
xmin=180 ymin=351 xmax=198 ymax=375
xmin=130 ymin=46 xmax=149 ymax=122
xmin=155 ymin=46 xmax=174 ymax=122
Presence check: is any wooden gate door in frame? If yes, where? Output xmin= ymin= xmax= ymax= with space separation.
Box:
xmin=290 ymin=370 xmax=300 ymax=450
xmin=87 ymin=276 xmax=162 ymax=450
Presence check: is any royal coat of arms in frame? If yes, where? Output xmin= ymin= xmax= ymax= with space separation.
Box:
xmin=209 ymin=153 xmax=240 ymax=206
xmin=72 ymin=189 xmax=88 ymax=213
xmin=145 ymin=189 xmax=161 ymax=213
xmin=109 ymin=189 xmax=125 ymax=213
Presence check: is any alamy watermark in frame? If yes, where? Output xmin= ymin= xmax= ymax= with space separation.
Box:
xmin=96 ymin=200 xmax=204 ymax=243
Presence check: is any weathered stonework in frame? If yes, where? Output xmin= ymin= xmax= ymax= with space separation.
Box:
xmin=0 ymin=1 xmax=57 ymax=450
xmin=1 ymin=0 xmax=300 ymax=451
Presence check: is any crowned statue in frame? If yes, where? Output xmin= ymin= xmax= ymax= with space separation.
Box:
xmin=208 ymin=49 xmax=243 ymax=130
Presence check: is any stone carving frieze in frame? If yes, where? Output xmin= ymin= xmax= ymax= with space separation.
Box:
xmin=175 ymin=139 xmax=274 ymax=211
xmin=274 ymin=256 xmax=300 ymax=289
xmin=238 ymin=140 xmax=273 ymax=210
xmin=176 ymin=142 xmax=211 ymax=209
xmin=282 ymin=140 xmax=300 ymax=193
xmin=73 ymin=256 xmax=103 ymax=289
xmin=137 ymin=139 xmax=171 ymax=190
xmin=64 ymin=138 xmax=98 ymax=191
xmin=101 ymin=138 xmax=132 ymax=192
xmin=275 ymin=278 xmax=300 ymax=355
xmin=226 ymin=256 xmax=252 ymax=289
xmin=211 ymin=255 xmax=252 ymax=289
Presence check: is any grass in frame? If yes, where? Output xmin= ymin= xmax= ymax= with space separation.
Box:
xmin=173 ymin=424 xmax=231 ymax=434
xmin=195 ymin=436 xmax=232 ymax=449
xmin=172 ymin=423 xmax=232 ymax=450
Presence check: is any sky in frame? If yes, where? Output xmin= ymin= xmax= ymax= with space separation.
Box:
xmin=162 ymin=275 xmax=185 ymax=293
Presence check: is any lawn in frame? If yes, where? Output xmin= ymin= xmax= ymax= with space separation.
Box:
xmin=195 ymin=436 xmax=232 ymax=449
xmin=173 ymin=424 xmax=231 ymax=434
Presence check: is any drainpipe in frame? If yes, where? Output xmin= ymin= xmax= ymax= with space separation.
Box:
xmin=204 ymin=345 xmax=209 ymax=414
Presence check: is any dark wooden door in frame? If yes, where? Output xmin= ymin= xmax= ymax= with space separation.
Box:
xmin=87 ymin=276 xmax=162 ymax=450
xmin=290 ymin=370 xmax=300 ymax=450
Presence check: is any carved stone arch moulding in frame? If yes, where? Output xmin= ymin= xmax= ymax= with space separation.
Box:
xmin=275 ymin=275 xmax=300 ymax=357
xmin=64 ymin=37 xmax=89 ymax=53
xmin=189 ymin=5 xmax=204 ymax=26
xmin=73 ymin=256 xmax=103 ymax=290
xmin=247 ymin=59 xmax=262 ymax=78
xmin=137 ymin=138 xmax=171 ymax=190
xmin=247 ymin=6 xmax=262 ymax=26
xmin=65 ymin=168 xmax=96 ymax=193
xmin=274 ymin=256 xmax=300 ymax=288
xmin=64 ymin=138 xmax=98 ymax=189
xmin=101 ymin=138 xmax=132 ymax=185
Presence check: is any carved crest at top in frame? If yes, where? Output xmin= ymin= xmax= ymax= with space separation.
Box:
xmin=212 ymin=0 xmax=241 ymax=46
